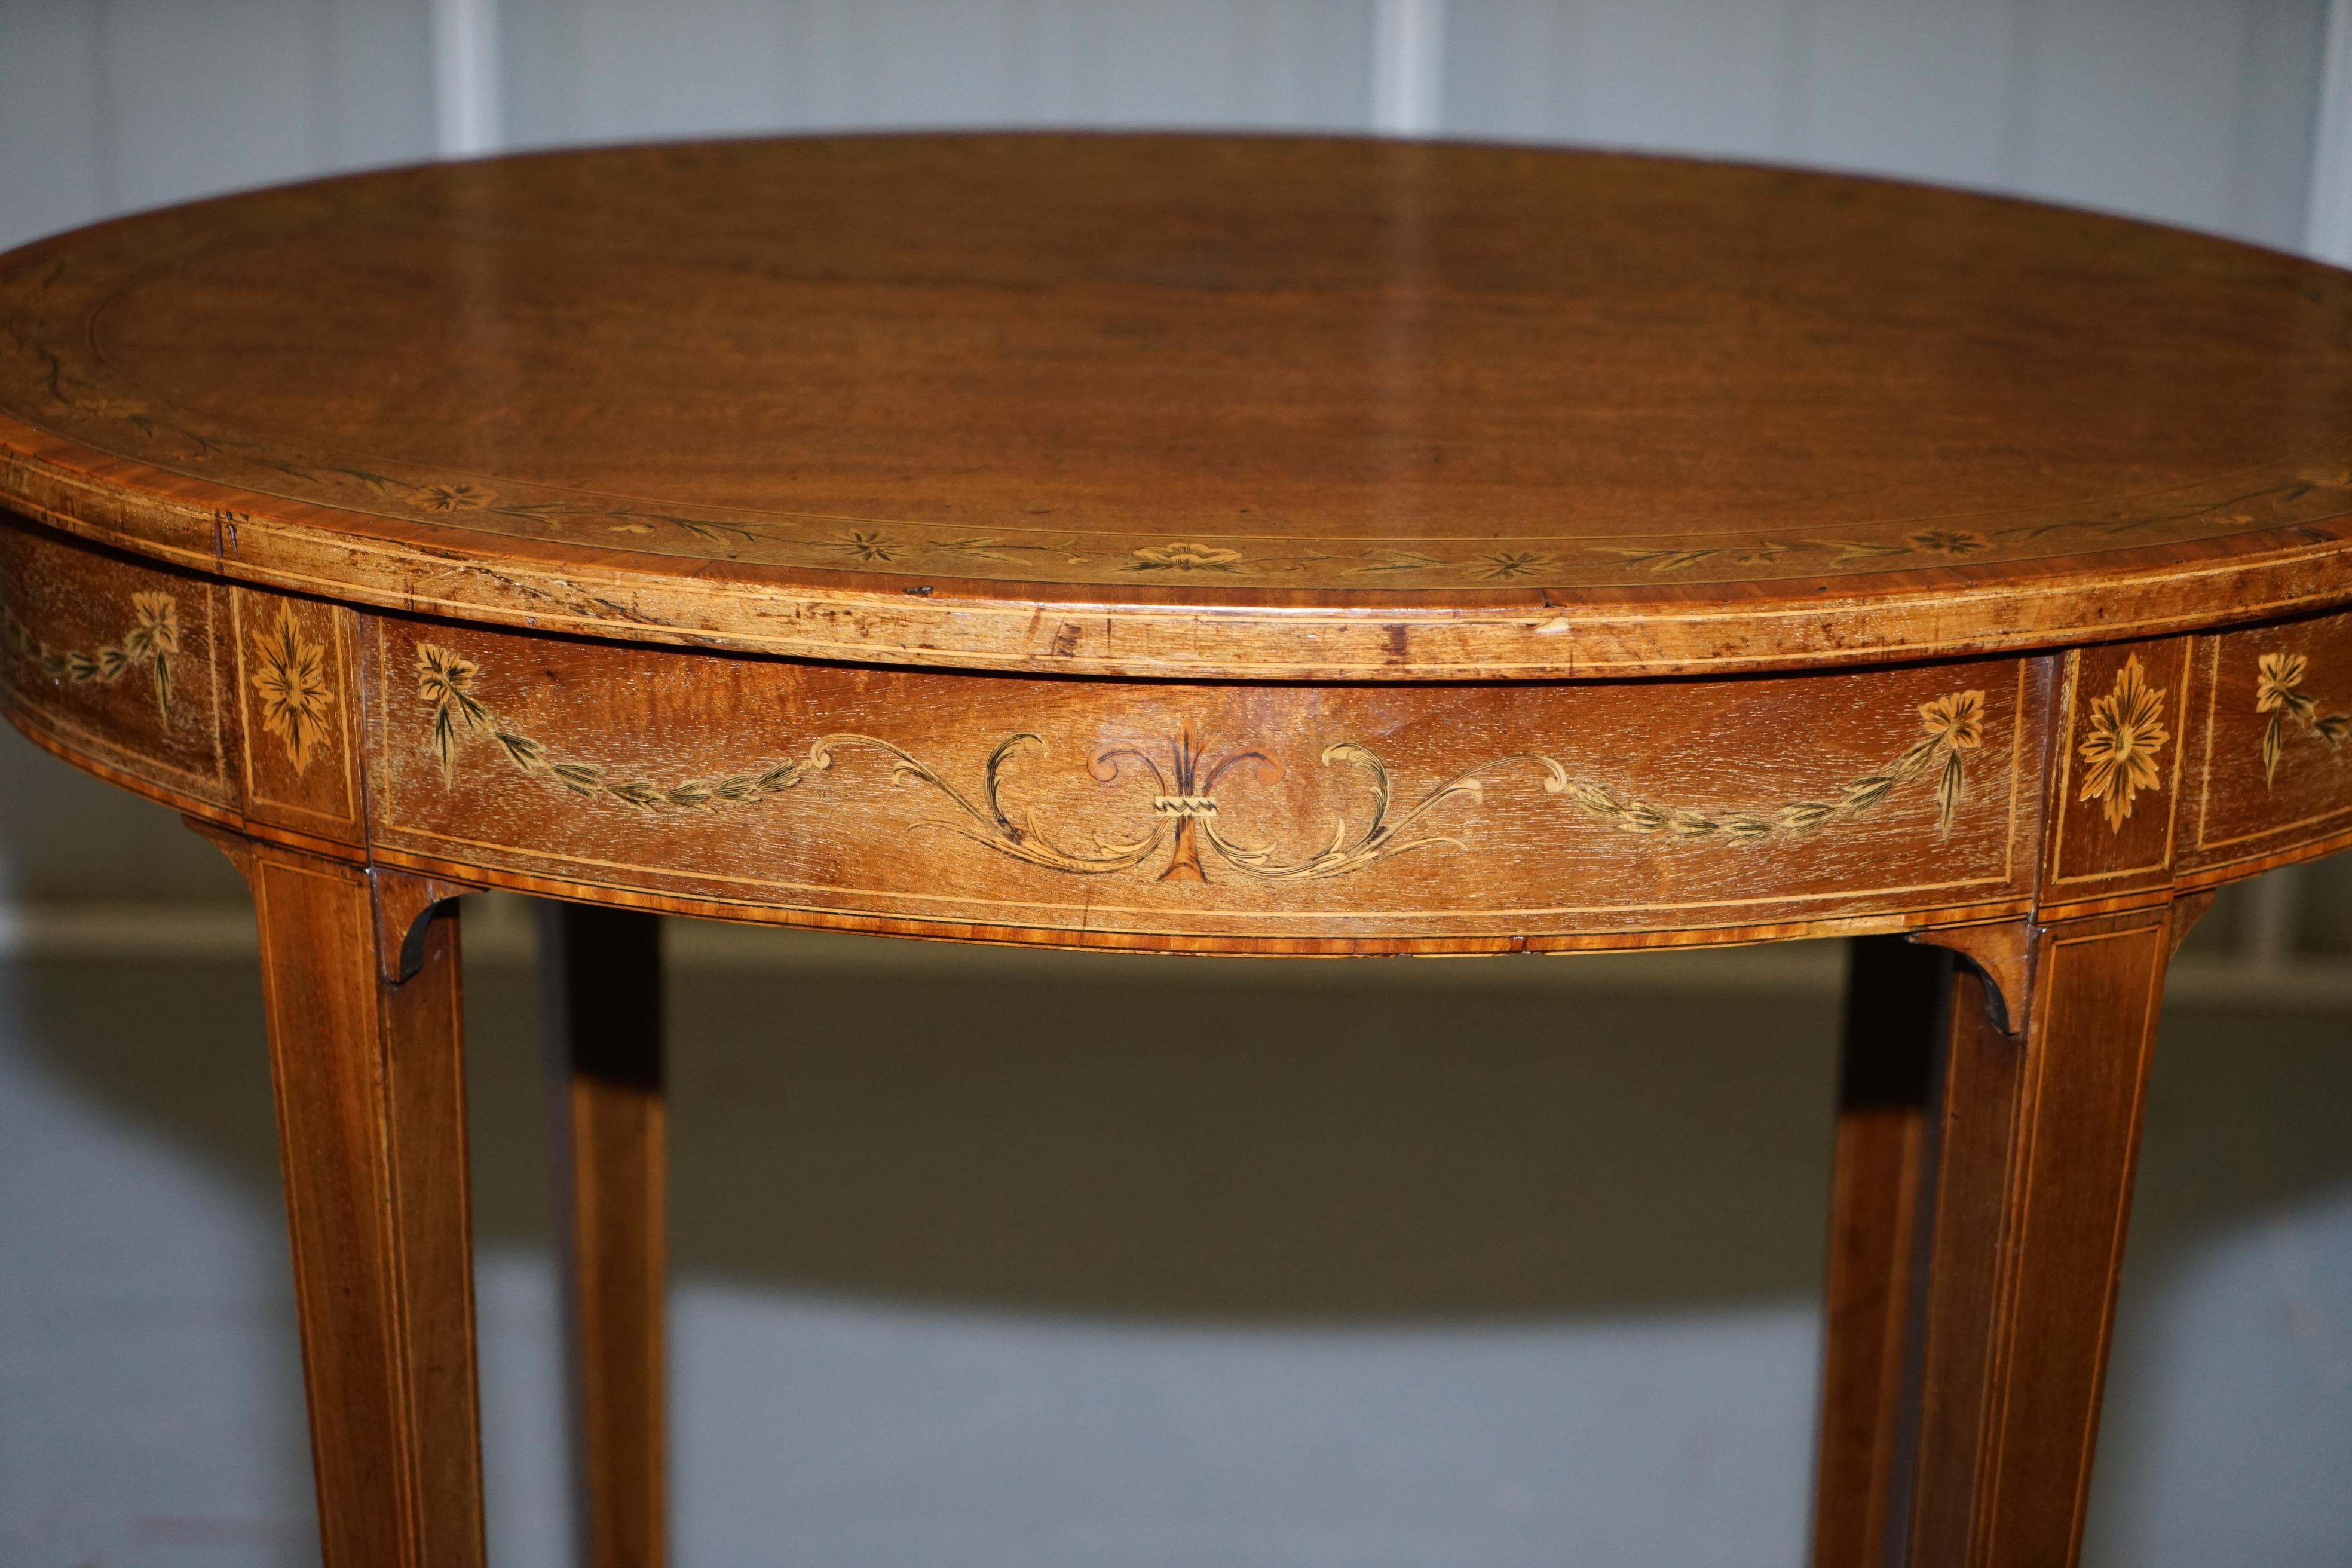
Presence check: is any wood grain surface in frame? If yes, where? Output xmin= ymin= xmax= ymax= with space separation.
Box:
xmin=201 ymin=837 xmax=487 ymax=1568
xmin=4 ymin=136 xmax=2351 ymax=679
xmin=1895 ymin=909 xmax=2175 ymax=1568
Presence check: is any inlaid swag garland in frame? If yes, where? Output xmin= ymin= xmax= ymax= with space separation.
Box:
xmin=0 ymin=587 xmax=343 ymax=774
xmin=0 ymin=592 xmax=178 ymax=719
xmin=417 ymin=642 xmax=1987 ymax=882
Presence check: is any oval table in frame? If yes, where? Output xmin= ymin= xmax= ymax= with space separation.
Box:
xmin=4 ymin=134 xmax=2348 ymax=1568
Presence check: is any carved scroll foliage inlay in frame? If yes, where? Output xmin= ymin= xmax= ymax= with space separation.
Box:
xmin=416 ymin=644 xmax=1991 ymax=883
xmin=2077 ymin=654 xmax=2169 ymax=831
xmin=1 ymin=590 xmax=179 ymax=720
xmin=2255 ymin=652 xmax=2350 ymax=788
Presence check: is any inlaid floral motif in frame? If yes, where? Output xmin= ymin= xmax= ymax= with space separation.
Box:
xmin=415 ymin=483 xmax=489 ymax=512
xmin=1471 ymin=550 xmax=1555 ymax=581
xmin=2076 ymin=654 xmax=2169 ymax=830
xmin=834 ymin=530 xmax=899 ymax=564
xmin=418 ymin=642 xmax=495 ymax=783
xmin=2255 ymin=651 xmax=2351 ymax=786
xmin=249 ymin=605 xmax=335 ymax=773
xmin=1128 ymin=541 xmax=1244 ymax=572
xmin=1906 ymin=529 xmax=1993 ymax=558
xmin=1918 ymin=689 xmax=1985 ymax=829
xmin=1 ymin=590 xmax=178 ymax=720
xmin=416 ymin=642 xmax=1992 ymax=880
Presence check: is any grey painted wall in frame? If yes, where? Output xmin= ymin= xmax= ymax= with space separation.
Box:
xmin=1 ymin=4 xmax=2347 ymax=1566
xmin=1446 ymin=0 xmax=2322 ymax=250
xmin=498 ymin=0 xmax=1378 ymax=144
xmin=1 ymin=0 xmax=2327 ymax=253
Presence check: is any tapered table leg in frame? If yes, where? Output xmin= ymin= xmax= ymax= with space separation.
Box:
xmin=540 ymin=901 xmax=667 ymax=1568
xmin=1815 ymin=907 xmax=2177 ymax=1567
xmin=1812 ymin=936 xmax=1945 ymax=1568
xmin=220 ymin=837 xmax=486 ymax=1568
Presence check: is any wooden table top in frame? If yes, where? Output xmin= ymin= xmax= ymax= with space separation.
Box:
xmin=4 ymin=133 xmax=2348 ymax=680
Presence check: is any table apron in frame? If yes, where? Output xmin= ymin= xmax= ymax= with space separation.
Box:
xmin=6 ymin=514 xmax=2345 ymax=953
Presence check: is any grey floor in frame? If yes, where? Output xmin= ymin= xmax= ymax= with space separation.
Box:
xmin=2 ymin=935 xmax=2348 ymax=1567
